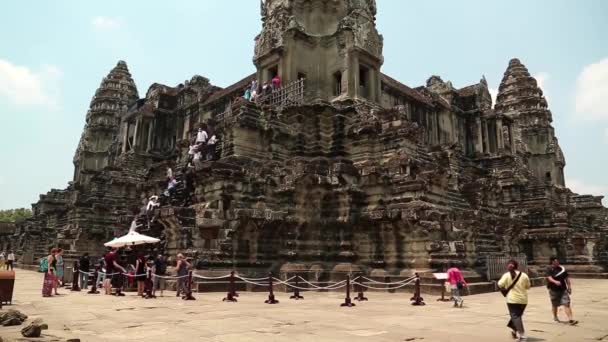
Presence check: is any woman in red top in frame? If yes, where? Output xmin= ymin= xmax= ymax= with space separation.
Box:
xmin=447 ymin=263 xmax=467 ymax=308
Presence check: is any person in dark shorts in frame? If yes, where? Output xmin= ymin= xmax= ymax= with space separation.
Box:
xmin=546 ymin=257 xmax=578 ymax=325
xmin=135 ymin=252 xmax=146 ymax=297
xmin=153 ymin=254 xmax=167 ymax=297
xmin=103 ymin=247 xmax=126 ymax=295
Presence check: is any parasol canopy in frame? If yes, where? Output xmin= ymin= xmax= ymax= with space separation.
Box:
xmin=104 ymin=231 xmax=160 ymax=248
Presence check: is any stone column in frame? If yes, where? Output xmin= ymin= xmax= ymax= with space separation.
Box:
xmin=347 ymin=51 xmax=359 ymax=100
xmin=475 ymin=118 xmax=484 ymax=154
xmin=482 ymin=120 xmax=490 ymax=154
xmin=133 ymin=118 xmax=140 ymax=151
xmin=122 ymin=122 xmax=130 ymax=153
xmin=496 ymin=118 xmax=504 ymax=151
xmin=147 ymin=119 xmax=154 ymax=152
xmin=509 ymin=124 xmax=516 ymax=154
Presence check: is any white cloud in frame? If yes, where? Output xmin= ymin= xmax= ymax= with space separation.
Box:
xmin=567 ymin=178 xmax=608 ymax=199
xmin=0 ymin=59 xmax=62 ymax=108
xmin=92 ymin=16 xmax=123 ymax=31
xmin=533 ymin=72 xmax=550 ymax=103
xmin=575 ymin=58 xmax=608 ymax=121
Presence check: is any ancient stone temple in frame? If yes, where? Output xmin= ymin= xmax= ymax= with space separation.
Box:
xmin=15 ymin=0 xmax=608 ymax=280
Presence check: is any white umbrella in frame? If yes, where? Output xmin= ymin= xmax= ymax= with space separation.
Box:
xmin=104 ymin=231 xmax=160 ymax=248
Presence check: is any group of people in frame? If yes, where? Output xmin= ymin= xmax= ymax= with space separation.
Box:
xmin=0 ymin=250 xmax=16 ymax=270
xmin=43 ymin=247 xmax=194 ymax=300
xmin=41 ymin=248 xmax=65 ymax=297
xmin=187 ymin=126 xmax=219 ymax=169
xmin=243 ymin=76 xmax=281 ymax=102
xmin=446 ymin=257 xmax=578 ymax=341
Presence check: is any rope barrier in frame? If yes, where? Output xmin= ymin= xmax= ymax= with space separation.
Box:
xmin=353 ymin=278 xmax=416 ymax=291
xmin=359 ymin=276 xmax=416 ymax=285
xmin=294 ymin=276 xmax=347 ymax=290
xmin=76 ymin=269 xmax=429 ymax=304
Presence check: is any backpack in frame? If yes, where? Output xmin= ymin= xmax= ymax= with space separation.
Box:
xmin=40 ymin=257 xmax=48 ymax=272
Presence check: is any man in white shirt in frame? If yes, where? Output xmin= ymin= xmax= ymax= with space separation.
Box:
xmin=7 ymin=251 xmax=15 ymax=270
xmin=196 ymin=128 xmax=208 ymax=144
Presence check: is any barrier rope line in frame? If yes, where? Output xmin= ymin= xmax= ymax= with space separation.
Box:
xmin=353 ymin=278 xmax=416 ymax=291
xmin=358 ymin=275 xmax=416 ymax=285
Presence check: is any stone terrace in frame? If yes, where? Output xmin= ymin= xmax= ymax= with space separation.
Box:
xmin=0 ymin=270 xmax=606 ymax=341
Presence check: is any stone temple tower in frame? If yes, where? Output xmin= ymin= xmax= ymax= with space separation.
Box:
xmin=494 ymin=58 xmax=565 ymax=186
xmin=254 ymin=0 xmax=383 ymax=103
xmin=73 ymin=61 xmax=139 ymax=183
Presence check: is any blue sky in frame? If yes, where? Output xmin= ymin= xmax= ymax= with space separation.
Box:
xmin=1 ymin=1 xmax=607 ymax=210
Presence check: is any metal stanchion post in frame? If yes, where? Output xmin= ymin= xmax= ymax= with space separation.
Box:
xmin=341 ymin=275 xmax=355 ymax=307
xmin=223 ymin=271 xmax=238 ymax=302
xmin=289 ymin=274 xmax=304 ymax=300
xmin=264 ymin=272 xmax=279 ymax=304
xmin=71 ymin=261 xmax=81 ymax=292
xmin=410 ymin=273 xmax=425 ymax=306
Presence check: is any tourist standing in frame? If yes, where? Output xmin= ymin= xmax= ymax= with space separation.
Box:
xmin=79 ymin=253 xmax=90 ymax=290
xmin=175 ymin=253 xmax=191 ymax=298
xmin=272 ymin=74 xmax=281 ymax=90
xmin=55 ymin=248 xmax=65 ymax=287
xmin=498 ymin=260 xmax=531 ymax=341
xmin=447 ymin=263 xmax=467 ymax=307
xmin=0 ymin=251 xmax=5 ymax=269
xmin=7 ymin=251 xmax=15 ymax=270
xmin=42 ymin=248 xmax=57 ymax=297
xmin=546 ymin=257 xmax=578 ymax=325
xmin=135 ymin=252 xmax=146 ymax=297
xmin=96 ymin=254 xmax=106 ymax=289
xmin=103 ymin=247 xmax=126 ymax=295
xmin=153 ymin=254 xmax=167 ymax=297
xmin=244 ymin=87 xmax=252 ymax=101
xmin=196 ymin=127 xmax=208 ymax=145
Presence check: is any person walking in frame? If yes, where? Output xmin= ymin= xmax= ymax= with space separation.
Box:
xmin=79 ymin=253 xmax=90 ymax=290
xmin=498 ymin=259 xmax=531 ymax=341
xmin=546 ymin=257 xmax=578 ymax=325
xmin=0 ymin=251 xmax=6 ymax=270
xmin=447 ymin=263 xmax=467 ymax=307
xmin=175 ymin=253 xmax=191 ymax=298
xmin=7 ymin=251 xmax=15 ymax=270
xmin=42 ymin=248 xmax=58 ymax=297
xmin=153 ymin=254 xmax=167 ymax=297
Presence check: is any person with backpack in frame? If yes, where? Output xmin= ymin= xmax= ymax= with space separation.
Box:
xmin=498 ymin=259 xmax=531 ymax=342
xmin=447 ymin=263 xmax=467 ymax=307
xmin=546 ymin=257 xmax=578 ymax=325
xmin=42 ymin=248 xmax=58 ymax=297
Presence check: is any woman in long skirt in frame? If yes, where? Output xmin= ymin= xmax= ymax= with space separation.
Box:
xmin=42 ymin=248 xmax=57 ymax=297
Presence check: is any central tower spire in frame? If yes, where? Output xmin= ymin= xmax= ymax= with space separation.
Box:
xmin=254 ymin=0 xmax=383 ymax=103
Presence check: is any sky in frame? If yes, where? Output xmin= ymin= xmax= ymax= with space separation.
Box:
xmin=0 ymin=0 xmax=607 ymax=210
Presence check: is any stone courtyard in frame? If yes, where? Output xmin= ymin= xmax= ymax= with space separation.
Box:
xmin=0 ymin=270 xmax=606 ymax=341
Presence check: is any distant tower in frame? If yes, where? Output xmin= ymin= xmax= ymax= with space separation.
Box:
xmin=254 ymin=0 xmax=383 ymax=103
xmin=495 ymin=58 xmax=565 ymax=186
xmin=73 ymin=61 xmax=139 ymax=182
